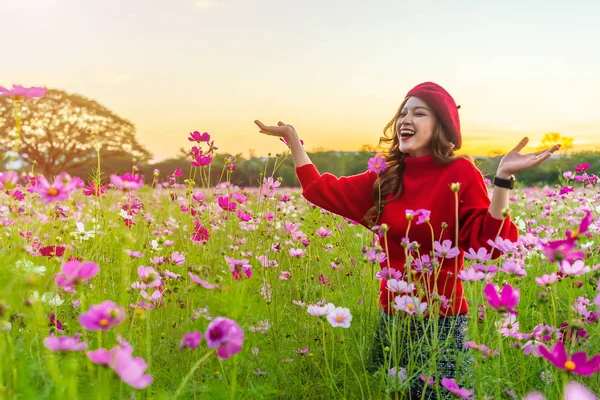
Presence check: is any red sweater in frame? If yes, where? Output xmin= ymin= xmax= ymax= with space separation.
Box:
xmin=296 ymin=154 xmax=518 ymax=316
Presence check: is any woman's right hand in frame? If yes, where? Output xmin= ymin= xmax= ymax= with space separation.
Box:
xmin=254 ymin=120 xmax=297 ymax=140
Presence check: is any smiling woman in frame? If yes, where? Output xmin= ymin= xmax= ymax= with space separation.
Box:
xmin=255 ymin=80 xmax=563 ymax=399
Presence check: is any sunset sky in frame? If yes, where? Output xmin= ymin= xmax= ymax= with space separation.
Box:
xmin=2 ymin=0 xmax=599 ymax=161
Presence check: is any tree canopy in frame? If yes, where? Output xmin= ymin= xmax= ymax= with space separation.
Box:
xmin=0 ymin=89 xmax=151 ymax=177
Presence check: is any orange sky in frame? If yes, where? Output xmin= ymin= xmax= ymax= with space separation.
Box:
xmin=2 ymin=0 xmax=599 ymax=161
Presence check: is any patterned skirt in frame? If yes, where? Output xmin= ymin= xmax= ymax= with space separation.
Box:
xmin=369 ymin=310 xmax=474 ymax=400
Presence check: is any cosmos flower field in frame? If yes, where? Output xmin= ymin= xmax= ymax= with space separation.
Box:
xmin=1 ymin=86 xmax=600 ymax=400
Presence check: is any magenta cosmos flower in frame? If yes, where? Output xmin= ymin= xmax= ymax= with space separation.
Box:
xmin=538 ymin=341 xmax=600 ymax=376
xmin=218 ymin=196 xmax=237 ymax=212
xmin=180 ymin=331 xmax=202 ymax=350
xmin=188 ymin=131 xmax=210 ymax=143
xmin=367 ymin=156 xmax=388 ymax=174
xmin=441 ymin=377 xmax=473 ymax=399
xmin=43 ymin=333 xmax=88 ymax=352
xmin=205 ymin=317 xmax=245 ymax=359
xmin=191 ymin=147 xmax=213 ymax=167
xmin=566 ymin=210 xmax=593 ymax=240
xmin=483 ymin=283 xmax=520 ymax=315
xmin=110 ymin=173 xmax=144 ymax=190
xmin=54 ymin=260 xmax=99 ymax=292
xmin=0 ymin=84 xmax=47 ymax=98
xmin=88 ymin=345 xmax=152 ymax=389
xmin=79 ymin=300 xmax=125 ymax=331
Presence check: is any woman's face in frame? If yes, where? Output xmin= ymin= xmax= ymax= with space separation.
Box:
xmin=396 ymin=96 xmax=436 ymax=157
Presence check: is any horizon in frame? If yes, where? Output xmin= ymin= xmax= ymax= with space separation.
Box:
xmin=2 ymin=0 xmax=599 ymax=162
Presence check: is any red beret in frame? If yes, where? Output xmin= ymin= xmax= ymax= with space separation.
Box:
xmin=406 ymin=82 xmax=462 ymax=150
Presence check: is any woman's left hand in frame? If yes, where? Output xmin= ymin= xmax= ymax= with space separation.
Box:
xmin=496 ymin=137 xmax=561 ymax=178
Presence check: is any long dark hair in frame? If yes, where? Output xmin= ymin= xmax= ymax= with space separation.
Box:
xmin=363 ymin=97 xmax=472 ymax=227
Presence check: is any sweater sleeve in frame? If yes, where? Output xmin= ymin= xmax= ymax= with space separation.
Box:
xmin=456 ymin=160 xmax=519 ymax=258
xmin=295 ymin=164 xmax=377 ymax=225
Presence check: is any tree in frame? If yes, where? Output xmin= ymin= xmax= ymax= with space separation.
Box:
xmin=537 ymin=132 xmax=573 ymax=154
xmin=0 ymin=89 xmax=151 ymax=177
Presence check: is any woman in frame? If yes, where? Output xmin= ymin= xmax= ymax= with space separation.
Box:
xmin=254 ymin=82 xmax=560 ymax=399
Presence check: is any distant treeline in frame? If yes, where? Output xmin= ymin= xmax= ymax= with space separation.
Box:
xmin=64 ymin=150 xmax=600 ymax=189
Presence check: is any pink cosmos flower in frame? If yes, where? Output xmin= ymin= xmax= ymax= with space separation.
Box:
xmin=525 ymin=381 xmax=597 ymax=400
xmin=522 ymin=340 xmax=543 ymax=357
xmin=388 ymin=367 xmax=408 ymax=382
xmin=260 ymin=177 xmax=281 ymax=198
xmin=394 ymin=295 xmax=428 ymax=315
xmin=560 ymin=260 xmax=590 ymax=277
xmin=180 ymin=331 xmax=203 ymax=350
xmin=316 ymin=227 xmax=333 ymax=238
xmin=224 ymin=256 xmax=252 ymax=280
xmin=367 ymin=156 xmax=388 ymax=174
xmin=483 ymin=283 xmax=520 ymax=315
xmin=137 ymin=266 xmax=160 ymax=286
xmin=405 ymin=208 xmax=431 ymax=225
xmin=110 ymin=173 xmax=144 ymax=190
xmin=535 ymin=273 xmax=558 ymax=286
xmin=539 ymin=341 xmax=600 ymax=376
xmin=189 ymin=272 xmax=215 ymax=289
xmin=307 ymin=303 xmax=335 ymax=317
xmin=54 ymin=260 xmax=100 ymax=292
xmin=289 ymin=248 xmax=306 ymax=258
xmin=0 ymin=84 xmax=47 ymax=98
xmin=33 ymin=172 xmax=77 ymax=203
xmin=441 ymin=377 xmax=473 ymax=399
xmin=188 ymin=131 xmax=211 ymax=142
xmin=386 ymin=279 xmax=415 ymax=294
xmin=375 ymin=267 xmax=402 ymax=281
xmin=464 ymin=247 xmax=492 ymax=263
xmin=326 ymin=306 xmax=352 ymax=328
xmin=79 ymin=300 xmax=125 ymax=331
xmin=43 ymin=333 xmax=88 ymax=352
xmin=279 ymin=271 xmax=292 ymax=280
xmin=434 ymin=240 xmax=460 ymax=259
xmin=171 ymin=251 xmax=185 ymax=266
xmin=205 ymin=317 xmax=245 ymax=359
xmin=88 ymin=345 xmax=152 ymax=389
xmin=458 ymin=268 xmax=485 ymax=282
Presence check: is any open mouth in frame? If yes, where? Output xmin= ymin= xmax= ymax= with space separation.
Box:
xmin=400 ymin=129 xmax=415 ymax=139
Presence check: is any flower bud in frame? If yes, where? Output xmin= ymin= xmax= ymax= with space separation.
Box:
xmin=451 ymin=182 xmax=460 ymax=192
xmin=502 ymin=208 xmax=511 ymax=218
xmin=380 ymin=224 xmax=389 ymax=233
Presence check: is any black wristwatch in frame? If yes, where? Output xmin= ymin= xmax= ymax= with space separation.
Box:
xmin=493 ymin=175 xmax=515 ymax=189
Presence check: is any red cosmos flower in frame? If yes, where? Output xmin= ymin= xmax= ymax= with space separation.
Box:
xmin=539 ymin=341 xmax=600 ymax=376
xmin=39 ymin=245 xmax=65 ymax=258
xmin=82 ymin=181 xmax=108 ymax=197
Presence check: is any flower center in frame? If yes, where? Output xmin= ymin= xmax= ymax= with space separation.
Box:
xmin=564 ymin=360 xmax=576 ymax=371
xmin=407 ymin=303 xmax=415 ymax=311
xmin=336 ymin=316 xmax=343 ymax=322
xmin=570 ymin=229 xmax=579 ymax=239
xmin=99 ymin=319 xmax=109 ymax=327
xmin=375 ymin=163 xmax=380 ymax=168
xmin=47 ymin=188 xmax=59 ymax=196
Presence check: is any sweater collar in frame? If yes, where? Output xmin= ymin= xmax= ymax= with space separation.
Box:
xmin=403 ymin=153 xmax=435 ymax=168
